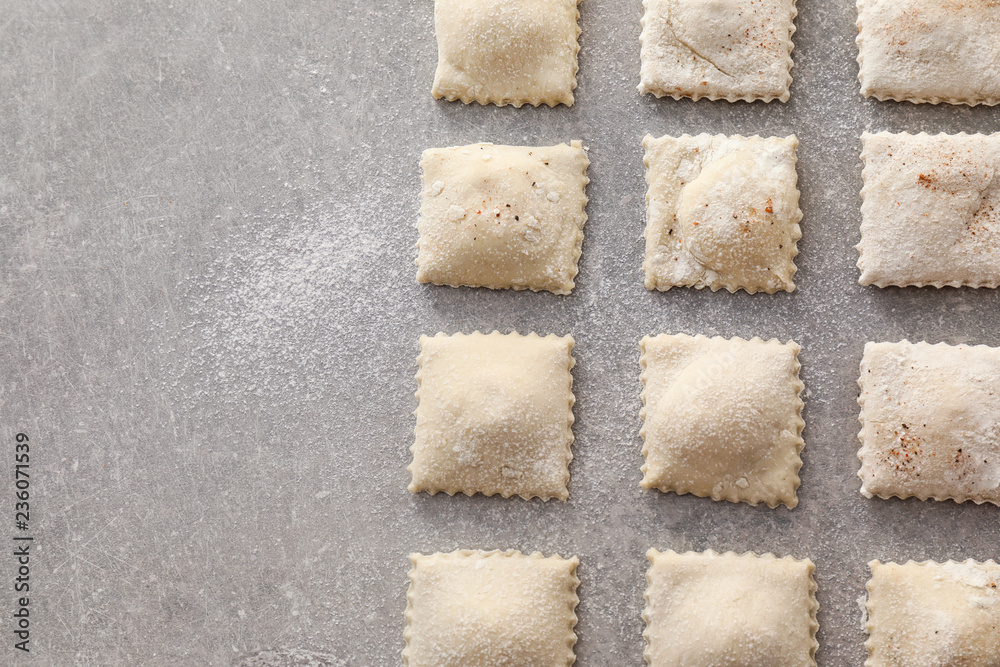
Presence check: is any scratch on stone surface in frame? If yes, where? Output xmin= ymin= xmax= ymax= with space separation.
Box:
xmin=71 ymin=554 xmax=106 ymax=572
xmin=54 ymin=487 xmax=111 ymax=515
xmin=52 ymin=515 xmax=121 ymax=574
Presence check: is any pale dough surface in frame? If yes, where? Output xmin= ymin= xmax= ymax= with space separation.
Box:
xmin=639 ymin=0 xmax=797 ymax=102
xmin=432 ymin=0 xmax=582 ymax=107
xmin=640 ymin=334 xmax=805 ymax=508
xmin=858 ymin=341 xmax=1000 ymax=505
xmin=865 ymin=560 xmax=1000 ymax=667
xmin=410 ymin=331 xmax=575 ymax=501
xmin=859 ymin=132 xmax=1000 ymax=288
xmin=856 ymin=0 xmax=1000 ymax=106
xmin=404 ymin=550 xmax=580 ymax=667
xmin=643 ymin=550 xmax=818 ymax=667
xmin=418 ymin=142 xmax=589 ymax=295
xmin=643 ymin=134 xmax=802 ymax=294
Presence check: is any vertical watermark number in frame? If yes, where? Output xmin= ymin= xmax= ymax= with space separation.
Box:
xmin=13 ymin=433 xmax=31 ymax=653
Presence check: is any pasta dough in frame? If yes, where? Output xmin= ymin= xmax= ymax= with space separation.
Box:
xmin=856 ymin=0 xmax=1000 ymax=106
xmin=644 ymin=550 xmax=819 ymax=667
xmin=858 ymin=341 xmax=1000 ymax=505
xmin=858 ymin=132 xmax=1000 ymax=288
xmin=417 ymin=142 xmax=589 ymax=295
xmin=640 ymin=335 xmax=805 ymax=508
xmin=404 ymin=550 xmax=580 ymax=667
xmin=410 ymin=332 xmax=575 ymax=501
xmin=643 ymin=134 xmax=802 ymax=294
xmin=638 ymin=0 xmax=798 ymax=102
xmin=865 ymin=559 xmax=1000 ymax=667
xmin=431 ymin=0 xmax=582 ymax=107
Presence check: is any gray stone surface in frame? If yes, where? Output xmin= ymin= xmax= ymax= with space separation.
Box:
xmin=1 ymin=0 xmax=998 ymax=664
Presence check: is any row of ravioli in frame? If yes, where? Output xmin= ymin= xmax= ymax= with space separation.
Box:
xmin=410 ymin=331 xmax=1000 ymax=508
xmin=403 ymin=548 xmax=1000 ymax=666
xmin=429 ymin=0 xmax=1000 ymax=107
xmin=417 ymin=132 xmax=1000 ymax=297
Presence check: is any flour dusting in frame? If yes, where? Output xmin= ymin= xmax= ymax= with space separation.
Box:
xmin=169 ymin=194 xmax=388 ymax=411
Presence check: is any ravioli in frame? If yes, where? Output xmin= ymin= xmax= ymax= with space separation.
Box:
xmin=858 ymin=132 xmax=1000 ymax=288
xmin=865 ymin=560 xmax=1000 ymax=667
xmin=410 ymin=332 xmax=576 ymax=501
xmin=418 ymin=142 xmax=589 ymax=294
xmin=640 ymin=334 xmax=805 ymax=508
xmin=856 ymin=0 xmax=1000 ymax=106
xmin=405 ymin=550 xmax=580 ymax=667
xmin=643 ymin=134 xmax=802 ymax=293
xmin=644 ymin=550 xmax=819 ymax=667
xmin=639 ymin=0 xmax=798 ymax=102
xmin=858 ymin=341 xmax=1000 ymax=505
xmin=432 ymin=0 xmax=582 ymax=107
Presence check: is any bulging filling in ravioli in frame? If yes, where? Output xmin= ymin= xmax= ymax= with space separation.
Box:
xmin=676 ymin=148 xmax=797 ymax=288
xmin=436 ymin=352 xmax=567 ymax=492
xmin=645 ymin=346 xmax=799 ymax=498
